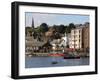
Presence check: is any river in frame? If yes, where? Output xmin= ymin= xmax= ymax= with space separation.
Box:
xmin=25 ymin=56 xmax=89 ymax=68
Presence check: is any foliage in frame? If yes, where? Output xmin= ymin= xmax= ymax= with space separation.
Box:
xmin=52 ymin=23 xmax=76 ymax=34
xmin=58 ymin=24 xmax=66 ymax=33
xmin=64 ymin=23 xmax=76 ymax=33
xmin=69 ymin=23 xmax=76 ymax=28
xmin=40 ymin=23 xmax=49 ymax=33
xmin=25 ymin=27 xmax=33 ymax=35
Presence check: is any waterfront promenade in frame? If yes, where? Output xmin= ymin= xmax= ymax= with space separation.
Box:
xmin=25 ymin=52 xmax=89 ymax=57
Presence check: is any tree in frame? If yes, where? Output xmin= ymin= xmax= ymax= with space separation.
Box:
xmin=65 ymin=23 xmax=76 ymax=33
xmin=25 ymin=27 xmax=33 ymax=36
xmin=40 ymin=23 xmax=48 ymax=33
xmin=58 ymin=25 xmax=66 ymax=33
xmin=68 ymin=23 xmax=75 ymax=29
xmin=36 ymin=27 xmax=43 ymax=33
xmin=54 ymin=25 xmax=65 ymax=34
xmin=65 ymin=26 xmax=70 ymax=33
xmin=53 ymin=25 xmax=57 ymax=28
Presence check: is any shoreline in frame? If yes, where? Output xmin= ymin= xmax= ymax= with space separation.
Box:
xmin=25 ymin=54 xmax=89 ymax=58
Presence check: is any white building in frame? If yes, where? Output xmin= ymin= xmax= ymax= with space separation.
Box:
xmin=67 ymin=33 xmax=71 ymax=48
xmin=70 ymin=28 xmax=82 ymax=49
xmin=60 ymin=33 xmax=67 ymax=47
xmin=50 ymin=33 xmax=68 ymax=47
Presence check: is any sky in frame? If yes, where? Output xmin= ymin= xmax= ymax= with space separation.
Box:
xmin=25 ymin=12 xmax=89 ymax=27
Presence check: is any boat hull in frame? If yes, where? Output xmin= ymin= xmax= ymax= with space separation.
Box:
xmin=63 ymin=56 xmax=80 ymax=59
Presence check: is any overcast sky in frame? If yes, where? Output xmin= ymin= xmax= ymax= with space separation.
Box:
xmin=25 ymin=12 xmax=89 ymax=27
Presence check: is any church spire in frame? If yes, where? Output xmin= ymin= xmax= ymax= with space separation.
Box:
xmin=32 ymin=18 xmax=34 ymax=29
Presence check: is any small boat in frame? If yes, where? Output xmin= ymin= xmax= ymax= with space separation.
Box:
xmin=52 ymin=61 xmax=58 ymax=64
xmin=63 ymin=51 xmax=80 ymax=59
xmin=63 ymin=56 xmax=80 ymax=59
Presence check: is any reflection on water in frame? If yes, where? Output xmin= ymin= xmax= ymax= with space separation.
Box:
xmin=25 ymin=56 xmax=89 ymax=68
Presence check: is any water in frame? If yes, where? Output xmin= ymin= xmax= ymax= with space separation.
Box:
xmin=25 ymin=56 xmax=89 ymax=68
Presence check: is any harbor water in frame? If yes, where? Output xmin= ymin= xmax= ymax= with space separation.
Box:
xmin=25 ymin=56 xmax=89 ymax=68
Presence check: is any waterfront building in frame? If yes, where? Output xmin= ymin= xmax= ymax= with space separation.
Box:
xmin=82 ymin=22 xmax=90 ymax=51
xmin=69 ymin=22 xmax=89 ymax=50
xmin=67 ymin=33 xmax=71 ymax=48
xmin=70 ymin=27 xmax=82 ymax=49
xmin=25 ymin=35 xmax=47 ymax=54
xmin=60 ymin=33 xmax=67 ymax=47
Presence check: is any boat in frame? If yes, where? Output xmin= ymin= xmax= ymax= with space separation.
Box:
xmin=52 ymin=61 xmax=58 ymax=64
xmin=63 ymin=52 xmax=80 ymax=59
xmin=63 ymin=56 xmax=80 ymax=59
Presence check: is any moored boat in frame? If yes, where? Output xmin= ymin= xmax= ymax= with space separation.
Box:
xmin=63 ymin=56 xmax=80 ymax=59
xmin=52 ymin=61 xmax=58 ymax=64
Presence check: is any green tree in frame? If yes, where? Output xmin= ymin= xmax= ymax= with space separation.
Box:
xmin=35 ymin=27 xmax=42 ymax=33
xmin=65 ymin=23 xmax=76 ymax=33
xmin=69 ymin=23 xmax=75 ymax=29
xmin=40 ymin=23 xmax=49 ymax=33
xmin=53 ymin=25 xmax=66 ymax=34
xmin=65 ymin=26 xmax=70 ymax=33
xmin=25 ymin=27 xmax=33 ymax=36
xmin=59 ymin=24 xmax=66 ymax=33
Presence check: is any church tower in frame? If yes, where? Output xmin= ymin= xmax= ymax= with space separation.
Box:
xmin=32 ymin=18 xmax=34 ymax=29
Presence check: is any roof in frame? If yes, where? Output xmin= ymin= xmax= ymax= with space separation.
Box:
xmin=26 ymin=36 xmax=47 ymax=47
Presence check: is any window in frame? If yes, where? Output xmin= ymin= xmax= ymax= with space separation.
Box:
xmin=79 ymin=35 xmax=80 ymax=38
